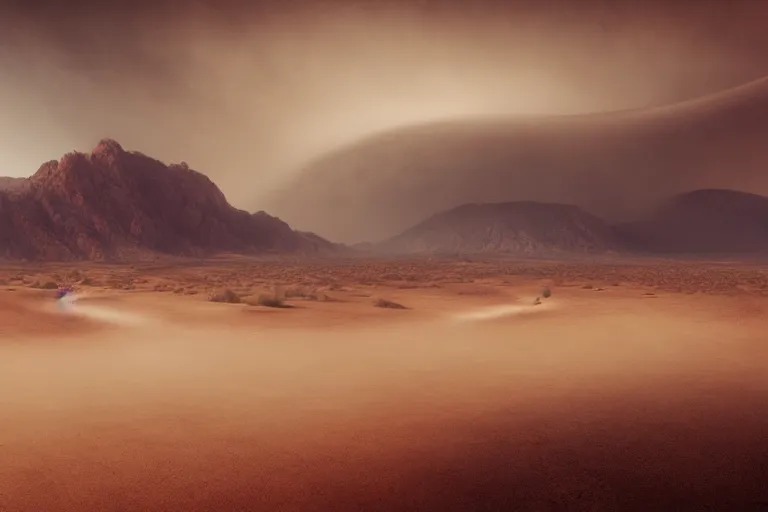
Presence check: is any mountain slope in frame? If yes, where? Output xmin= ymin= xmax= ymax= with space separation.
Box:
xmin=265 ymin=76 xmax=768 ymax=244
xmin=615 ymin=189 xmax=768 ymax=253
xmin=0 ymin=139 xmax=335 ymax=260
xmin=380 ymin=201 xmax=620 ymax=255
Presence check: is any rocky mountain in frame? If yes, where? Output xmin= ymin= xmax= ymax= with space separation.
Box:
xmin=377 ymin=189 xmax=768 ymax=256
xmin=379 ymin=201 xmax=620 ymax=255
xmin=614 ymin=189 xmax=768 ymax=253
xmin=265 ymin=76 xmax=768 ymax=244
xmin=0 ymin=139 xmax=336 ymax=261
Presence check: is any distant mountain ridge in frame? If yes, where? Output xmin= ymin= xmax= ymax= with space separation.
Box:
xmin=380 ymin=201 xmax=620 ymax=255
xmin=265 ymin=76 xmax=768 ymax=244
xmin=615 ymin=188 xmax=768 ymax=254
xmin=1 ymin=141 xmax=766 ymax=261
xmin=0 ymin=139 xmax=336 ymax=261
xmin=376 ymin=189 xmax=768 ymax=256
xmin=0 ymin=177 xmax=28 ymax=193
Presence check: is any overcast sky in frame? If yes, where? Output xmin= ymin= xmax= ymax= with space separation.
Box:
xmin=0 ymin=0 xmax=766 ymax=210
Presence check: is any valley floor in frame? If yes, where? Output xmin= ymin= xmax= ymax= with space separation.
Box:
xmin=1 ymin=257 xmax=767 ymax=510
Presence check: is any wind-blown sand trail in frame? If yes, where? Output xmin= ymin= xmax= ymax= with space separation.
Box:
xmin=1 ymin=280 xmax=767 ymax=511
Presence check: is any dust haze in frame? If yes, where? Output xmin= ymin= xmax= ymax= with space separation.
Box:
xmin=1 ymin=0 xmax=767 ymax=211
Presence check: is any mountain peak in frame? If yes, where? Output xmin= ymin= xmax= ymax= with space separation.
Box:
xmin=380 ymin=200 xmax=619 ymax=255
xmin=92 ymin=138 xmax=125 ymax=156
xmin=0 ymin=142 xmax=336 ymax=260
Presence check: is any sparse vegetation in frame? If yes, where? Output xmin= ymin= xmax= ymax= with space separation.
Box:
xmin=283 ymin=286 xmax=338 ymax=302
xmin=1 ymin=258 xmax=768 ymax=307
xmin=284 ymin=286 xmax=314 ymax=299
xmin=209 ymin=289 xmax=241 ymax=304
xmin=254 ymin=294 xmax=289 ymax=308
xmin=374 ymin=298 xmax=408 ymax=309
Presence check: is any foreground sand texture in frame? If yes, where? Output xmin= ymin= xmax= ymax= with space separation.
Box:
xmin=1 ymin=258 xmax=768 ymax=510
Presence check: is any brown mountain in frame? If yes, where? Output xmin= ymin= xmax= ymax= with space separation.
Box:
xmin=0 ymin=139 xmax=336 ymax=261
xmin=264 ymin=76 xmax=768 ymax=244
xmin=614 ymin=189 xmax=768 ymax=254
xmin=379 ymin=201 xmax=620 ymax=255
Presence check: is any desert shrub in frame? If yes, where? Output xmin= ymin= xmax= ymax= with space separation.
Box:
xmin=374 ymin=298 xmax=408 ymax=309
xmin=256 ymin=294 xmax=288 ymax=308
xmin=542 ymin=287 xmax=552 ymax=298
xmin=283 ymin=286 xmax=336 ymax=302
xmin=284 ymin=286 xmax=314 ymax=299
xmin=209 ymin=289 xmax=241 ymax=304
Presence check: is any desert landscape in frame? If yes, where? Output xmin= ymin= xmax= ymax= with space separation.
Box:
xmin=2 ymin=0 xmax=768 ymax=510
xmin=2 ymin=254 xmax=768 ymax=510
xmin=0 ymin=130 xmax=766 ymax=512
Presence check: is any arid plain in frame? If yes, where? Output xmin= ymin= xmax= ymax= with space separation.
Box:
xmin=1 ymin=256 xmax=767 ymax=511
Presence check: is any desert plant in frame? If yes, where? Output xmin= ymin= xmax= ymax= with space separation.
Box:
xmin=374 ymin=298 xmax=408 ymax=309
xmin=542 ymin=287 xmax=552 ymax=298
xmin=256 ymin=294 xmax=289 ymax=308
xmin=284 ymin=286 xmax=316 ymax=299
xmin=209 ymin=289 xmax=241 ymax=304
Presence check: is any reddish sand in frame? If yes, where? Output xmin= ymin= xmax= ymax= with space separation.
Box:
xmin=1 ymin=259 xmax=767 ymax=511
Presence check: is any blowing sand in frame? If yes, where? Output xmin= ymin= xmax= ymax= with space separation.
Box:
xmin=452 ymin=298 xmax=558 ymax=321
xmin=1 ymin=260 xmax=767 ymax=511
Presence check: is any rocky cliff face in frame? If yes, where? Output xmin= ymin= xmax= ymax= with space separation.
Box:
xmin=0 ymin=139 xmax=335 ymax=260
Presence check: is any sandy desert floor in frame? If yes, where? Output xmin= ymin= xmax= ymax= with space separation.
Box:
xmin=1 ymin=257 xmax=767 ymax=511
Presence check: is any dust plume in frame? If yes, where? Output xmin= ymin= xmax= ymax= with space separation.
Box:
xmin=0 ymin=0 xmax=766 ymax=210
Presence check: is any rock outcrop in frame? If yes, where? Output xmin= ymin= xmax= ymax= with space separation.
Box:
xmin=0 ymin=139 xmax=335 ymax=260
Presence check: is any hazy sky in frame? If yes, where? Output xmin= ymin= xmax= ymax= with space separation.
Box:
xmin=1 ymin=0 xmax=767 ymax=210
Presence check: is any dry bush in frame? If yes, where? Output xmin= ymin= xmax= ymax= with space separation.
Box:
xmin=242 ymin=289 xmax=290 ymax=308
xmin=542 ymin=287 xmax=552 ymax=298
xmin=284 ymin=286 xmax=313 ymax=299
xmin=255 ymin=294 xmax=289 ymax=308
xmin=209 ymin=289 xmax=241 ymax=304
xmin=283 ymin=286 xmax=338 ymax=302
xmin=374 ymin=298 xmax=408 ymax=309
